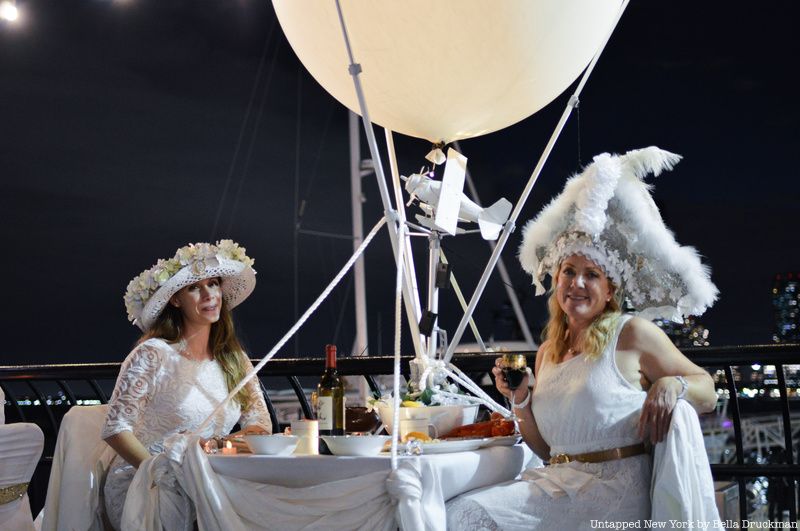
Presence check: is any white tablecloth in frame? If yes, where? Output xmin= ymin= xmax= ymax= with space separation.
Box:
xmin=203 ymin=445 xmax=532 ymax=530
xmin=209 ymin=445 xmax=530 ymax=500
xmin=122 ymin=437 xmax=533 ymax=531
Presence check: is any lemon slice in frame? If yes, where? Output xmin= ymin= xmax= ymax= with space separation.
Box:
xmin=403 ymin=431 xmax=432 ymax=442
xmin=401 ymin=400 xmax=424 ymax=408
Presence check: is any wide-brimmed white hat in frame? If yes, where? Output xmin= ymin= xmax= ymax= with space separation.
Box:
xmin=124 ymin=240 xmax=256 ymax=331
xmin=518 ymin=147 xmax=718 ymax=322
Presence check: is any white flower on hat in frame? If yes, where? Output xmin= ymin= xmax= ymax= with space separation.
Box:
xmin=124 ymin=240 xmax=257 ymax=331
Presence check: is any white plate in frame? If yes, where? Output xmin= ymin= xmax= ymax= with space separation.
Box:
xmin=321 ymin=435 xmax=391 ymax=456
xmin=419 ymin=438 xmax=488 ymax=454
xmin=480 ymin=435 xmax=522 ymax=448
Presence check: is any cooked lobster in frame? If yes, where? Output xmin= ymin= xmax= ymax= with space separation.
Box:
xmin=443 ymin=412 xmax=515 ymax=438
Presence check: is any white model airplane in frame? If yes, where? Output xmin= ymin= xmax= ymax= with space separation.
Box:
xmin=403 ymin=148 xmax=512 ymax=241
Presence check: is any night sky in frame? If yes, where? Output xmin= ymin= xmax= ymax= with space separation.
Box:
xmin=1 ymin=1 xmax=798 ymax=365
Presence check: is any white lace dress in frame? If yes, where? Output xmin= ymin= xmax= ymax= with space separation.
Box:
xmin=100 ymin=338 xmax=272 ymax=530
xmin=447 ymin=315 xmax=651 ymax=530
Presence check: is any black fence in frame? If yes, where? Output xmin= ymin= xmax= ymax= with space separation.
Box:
xmin=3 ymin=344 xmax=800 ymax=527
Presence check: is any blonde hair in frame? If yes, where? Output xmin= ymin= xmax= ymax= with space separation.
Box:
xmin=141 ymin=296 xmax=253 ymax=409
xmin=541 ymin=270 xmax=623 ymax=364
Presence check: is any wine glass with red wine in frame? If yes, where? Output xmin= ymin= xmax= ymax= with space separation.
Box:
xmin=501 ymin=354 xmax=528 ymax=424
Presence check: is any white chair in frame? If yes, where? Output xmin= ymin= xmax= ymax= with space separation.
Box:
xmin=37 ymin=405 xmax=116 ymax=531
xmin=0 ymin=422 xmax=44 ymax=531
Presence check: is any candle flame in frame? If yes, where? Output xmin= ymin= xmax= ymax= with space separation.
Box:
xmin=225 ymin=440 xmax=232 ymax=449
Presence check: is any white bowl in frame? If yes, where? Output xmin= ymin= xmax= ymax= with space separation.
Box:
xmin=244 ymin=434 xmax=299 ymax=455
xmin=376 ymin=404 xmax=479 ymax=437
xmin=320 ymin=435 xmax=391 ymax=456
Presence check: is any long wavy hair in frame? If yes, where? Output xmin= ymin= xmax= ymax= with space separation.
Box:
xmin=140 ymin=294 xmax=253 ymax=409
xmin=541 ymin=270 xmax=624 ymax=364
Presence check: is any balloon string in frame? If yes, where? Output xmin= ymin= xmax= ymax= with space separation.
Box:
xmin=390 ymin=223 xmax=406 ymax=470
xmin=333 ymin=0 xmax=426 ymax=363
xmin=576 ymin=100 xmax=582 ymax=168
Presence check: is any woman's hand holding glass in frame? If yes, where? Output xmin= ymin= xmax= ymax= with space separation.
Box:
xmin=492 ymin=355 xmax=530 ymax=408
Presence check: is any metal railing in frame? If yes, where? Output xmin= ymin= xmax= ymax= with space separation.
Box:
xmin=2 ymin=343 xmax=800 ymax=526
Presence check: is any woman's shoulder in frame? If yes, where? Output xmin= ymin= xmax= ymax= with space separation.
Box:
xmin=123 ymin=338 xmax=172 ymax=365
xmin=138 ymin=337 xmax=175 ymax=353
xmin=536 ymin=339 xmax=552 ymax=356
xmin=620 ymin=315 xmax=661 ymax=336
xmin=617 ymin=314 xmax=672 ymax=352
xmin=535 ymin=340 xmax=552 ymax=372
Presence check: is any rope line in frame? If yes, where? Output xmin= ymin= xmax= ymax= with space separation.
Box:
xmin=297 ymin=103 xmax=338 ymax=231
xmin=439 ymin=249 xmax=487 ymax=351
xmin=443 ymin=0 xmax=632 ymax=364
xmin=224 ymin=36 xmax=284 ymax=236
xmin=390 ymin=223 xmax=406 ymax=469
xmin=293 ymin=67 xmax=303 ymax=357
xmin=439 ymin=242 xmax=519 ymax=293
xmin=194 ymin=216 xmax=388 ymax=435
xmin=210 ymin=17 xmax=276 ymax=240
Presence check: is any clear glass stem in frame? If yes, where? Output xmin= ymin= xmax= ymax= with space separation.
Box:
xmin=509 ymin=391 xmax=521 ymax=433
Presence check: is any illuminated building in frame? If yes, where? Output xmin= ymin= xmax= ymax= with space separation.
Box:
xmin=773 ymin=273 xmax=800 ymax=343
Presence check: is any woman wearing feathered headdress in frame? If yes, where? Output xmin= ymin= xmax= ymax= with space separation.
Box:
xmin=102 ymin=240 xmax=272 ymax=530
xmin=448 ymin=148 xmax=720 ymax=529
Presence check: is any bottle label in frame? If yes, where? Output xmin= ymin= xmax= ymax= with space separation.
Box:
xmin=317 ymin=396 xmax=333 ymax=430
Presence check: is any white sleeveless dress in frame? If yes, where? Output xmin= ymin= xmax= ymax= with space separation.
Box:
xmin=447 ymin=315 xmax=652 ymax=530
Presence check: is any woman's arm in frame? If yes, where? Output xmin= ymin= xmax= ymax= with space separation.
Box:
xmin=513 ymin=401 xmax=550 ymax=461
xmin=622 ymin=317 xmax=718 ymax=444
xmin=101 ymin=342 xmax=160 ymax=466
xmin=236 ymin=355 xmax=273 ymax=435
xmin=492 ymin=345 xmax=551 ymax=460
xmin=104 ymin=431 xmax=151 ymax=468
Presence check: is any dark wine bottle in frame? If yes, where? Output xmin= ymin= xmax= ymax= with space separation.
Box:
xmin=317 ymin=344 xmax=345 ymax=436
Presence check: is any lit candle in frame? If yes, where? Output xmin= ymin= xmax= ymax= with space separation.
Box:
xmin=221 ymin=440 xmax=237 ymax=456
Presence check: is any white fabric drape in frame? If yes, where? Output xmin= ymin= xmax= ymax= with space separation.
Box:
xmin=125 ymin=436 xmax=399 ymax=531
xmin=651 ymin=399 xmax=722 ymax=527
xmin=123 ymin=438 xmax=424 ymax=531
xmin=38 ymin=405 xmax=116 ymax=531
xmin=0 ymin=422 xmax=44 ymax=531
xmin=123 ymin=437 xmax=529 ymax=531
xmin=121 ymin=453 xmax=193 ymax=531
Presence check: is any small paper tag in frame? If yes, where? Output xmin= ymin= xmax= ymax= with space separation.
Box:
xmin=425 ymin=148 xmax=446 ymax=165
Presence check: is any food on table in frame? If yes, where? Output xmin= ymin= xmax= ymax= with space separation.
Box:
xmin=382 ymin=432 xmax=438 ymax=451
xmin=402 ymin=431 xmax=432 ymax=442
xmin=401 ymin=400 xmax=425 ymax=408
xmin=442 ymin=412 xmax=515 ymax=438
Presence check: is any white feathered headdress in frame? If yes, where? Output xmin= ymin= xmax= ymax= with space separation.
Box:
xmin=518 ymin=146 xmax=718 ymax=322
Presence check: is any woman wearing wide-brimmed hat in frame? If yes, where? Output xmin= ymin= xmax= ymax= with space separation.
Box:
xmin=447 ymin=148 xmax=721 ymax=529
xmin=101 ymin=240 xmax=271 ymax=530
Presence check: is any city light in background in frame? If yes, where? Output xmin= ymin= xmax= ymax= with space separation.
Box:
xmin=0 ymin=0 xmax=19 ymax=23
xmin=0 ymin=0 xmax=138 ymax=28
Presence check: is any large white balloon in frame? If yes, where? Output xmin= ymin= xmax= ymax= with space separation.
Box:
xmin=273 ymin=1 xmax=623 ymax=143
